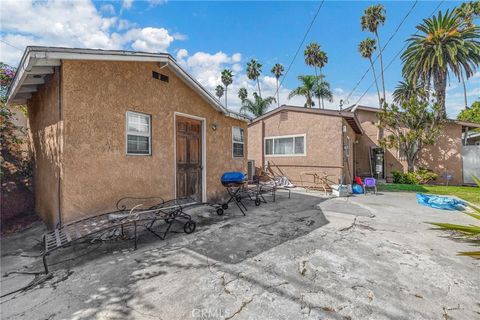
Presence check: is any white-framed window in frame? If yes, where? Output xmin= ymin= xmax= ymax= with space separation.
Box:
xmin=265 ymin=134 xmax=306 ymax=156
xmin=126 ymin=111 xmax=151 ymax=155
xmin=232 ymin=127 xmax=245 ymax=158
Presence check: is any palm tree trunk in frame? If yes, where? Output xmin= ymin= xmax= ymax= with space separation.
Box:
xmin=375 ymin=30 xmax=386 ymax=105
xmin=433 ymin=70 xmax=447 ymax=120
xmin=461 ymin=71 xmax=468 ymax=109
xmin=276 ymin=78 xmax=280 ymax=108
xmin=225 ymin=86 xmax=228 ymax=107
xmin=369 ymin=57 xmax=382 ymax=108
xmin=314 ymin=67 xmax=321 ymax=109
xmin=257 ymin=78 xmax=262 ymax=98
xmin=319 ymin=68 xmax=325 ymax=109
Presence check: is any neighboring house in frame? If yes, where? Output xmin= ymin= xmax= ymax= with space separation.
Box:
xmin=248 ymin=106 xmax=363 ymax=187
xmin=344 ymin=105 xmax=480 ymax=185
xmin=7 ymin=46 xmax=248 ymax=228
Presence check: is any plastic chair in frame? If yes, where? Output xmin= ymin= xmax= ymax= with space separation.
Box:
xmin=364 ymin=178 xmax=377 ymax=195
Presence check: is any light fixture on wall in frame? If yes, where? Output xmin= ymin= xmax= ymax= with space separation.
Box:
xmin=211 ymin=123 xmax=218 ymax=131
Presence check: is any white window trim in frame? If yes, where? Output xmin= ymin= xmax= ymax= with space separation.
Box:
xmin=232 ymin=126 xmax=245 ymax=158
xmin=264 ymin=133 xmax=307 ymax=157
xmin=126 ymin=111 xmax=152 ymax=156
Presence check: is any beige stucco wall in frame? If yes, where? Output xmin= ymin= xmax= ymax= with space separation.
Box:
xmin=28 ymin=60 xmax=247 ymax=226
xmin=27 ymin=68 xmax=62 ymax=227
xmin=248 ymin=110 xmax=350 ymax=186
xmin=355 ymin=109 xmax=464 ymax=185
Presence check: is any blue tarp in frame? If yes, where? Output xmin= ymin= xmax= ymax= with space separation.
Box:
xmin=416 ymin=193 xmax=466 ymax=211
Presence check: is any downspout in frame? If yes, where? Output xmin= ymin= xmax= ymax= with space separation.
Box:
xmin=261 ymin=120 xmax=265 ymax=171
xmin=57 ymin=64 xmax=63 ymax=227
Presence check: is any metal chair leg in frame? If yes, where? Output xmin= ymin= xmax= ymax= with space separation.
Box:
xmin=134 ymin=222 xmax=137 ymax=250
xmin=43 ymin=253 xmax=49 ymax=274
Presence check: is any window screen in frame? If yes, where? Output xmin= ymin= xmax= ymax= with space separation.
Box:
xmin=126 ymin=111 xmax=151 ymax=155
xmin=265 ymin=135 xmax=305 ymax=156
xmin=232 ymin=127 xmax=244 ymax=157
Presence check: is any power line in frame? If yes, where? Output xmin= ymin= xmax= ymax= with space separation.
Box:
xmin=275 ymin=0 xmax=325 ymax=99
xmin=352 ymin=0 xmax=445 ymax=106
xmin=0 ymin=39 xmax=23 ymax=51
xmin=344 ymin=0 xmax=419 ymax=104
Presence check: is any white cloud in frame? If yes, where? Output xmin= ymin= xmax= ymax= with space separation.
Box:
xmin=128 ymin=27 xmax=174 ymax=52
xmin=176 ymin=50 xmax=242 ymax=90
xmin=122 ymin=0 xmax=133 ymax=10
xmin=100 ymin=4 xmax=115 ymax=15
xmin=0 ymin=0 xmax=184 ymax=66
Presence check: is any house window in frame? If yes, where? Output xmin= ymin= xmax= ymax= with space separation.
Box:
xmin=232 ymin=127 xmax=244 ymax=157
xmin=126 ymin=111 xmax=151 ymax=155
xmin=265 ymin=134 xmax=306 ymax=156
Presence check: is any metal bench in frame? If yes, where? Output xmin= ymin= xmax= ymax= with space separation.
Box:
xmin=42 ymin=196 xmax=200 ymax=274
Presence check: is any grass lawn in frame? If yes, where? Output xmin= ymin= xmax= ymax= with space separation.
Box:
xmin=378 ymin=184 xmax=480 ymax=206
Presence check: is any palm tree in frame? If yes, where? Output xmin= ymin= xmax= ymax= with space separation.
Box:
xmin=402 ymin=9 xmax=480 ymax=119
xmin=361 ymin=4 xmax=387 ymax=105
xmin=288 ymin=75 xmax=318 ymax=108
xmin=304 ymin=42 xmax=328 ymax=108
xmin=240 ymin=92 xmax=276 ymax=117
xmin=221 ymin=69 xmax=233 ymax=108
xmin=246 ymin=59 xmax=262 ymax=98
xmin=315 ymin=79 xmax=334 ymax=104
xmin=215 ymin=85 xmax=224 ymax=102
xmin=358 ymin=38 xmax=382 ymax=108
xmin=392 ymin=80 xmax=427 ymax=104
xmin=271 ymin=63 xmax=284 ymax=107
xmin=238 ymin=87 xmax=248 ymax=103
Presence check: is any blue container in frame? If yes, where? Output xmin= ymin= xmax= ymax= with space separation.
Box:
xmin=221 ymin=172 xmax=246 ymax=184
xmin=352 ymin=184 xmax=364 ymax=194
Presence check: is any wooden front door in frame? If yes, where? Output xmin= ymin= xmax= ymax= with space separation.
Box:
xmin=176 ymin=116 xmax=202 ymax=201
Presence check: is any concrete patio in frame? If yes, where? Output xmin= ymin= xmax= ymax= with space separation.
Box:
xmin=1 ymin=191 xmax=479 ymax=320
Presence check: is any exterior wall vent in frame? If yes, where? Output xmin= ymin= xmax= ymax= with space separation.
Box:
xmin=280 ymin=111 xmax=288 ymax=121
xmin=152 ymin=71 xmax=169 ymax=83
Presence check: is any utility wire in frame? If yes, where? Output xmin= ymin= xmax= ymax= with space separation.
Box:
xmin=353 ymin=0 xmax=445 ymax=106
xmin=344 ymin=0 xmax=419 ymax=104
xmin=0 ymin=39 xmax=23 ymax=51
xmin=274 ymin=0 xmax=325 ymax=100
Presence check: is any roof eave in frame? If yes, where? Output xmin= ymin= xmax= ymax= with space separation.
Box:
xmin=6 ymin=46 xmax=249 ymax=122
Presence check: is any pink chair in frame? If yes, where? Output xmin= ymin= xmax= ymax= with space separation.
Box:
xmin=364 ymin=178 xmax=377 ymax=195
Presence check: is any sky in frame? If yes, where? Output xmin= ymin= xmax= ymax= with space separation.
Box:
xmin=1 ymin=0 xmax=479 ymax=118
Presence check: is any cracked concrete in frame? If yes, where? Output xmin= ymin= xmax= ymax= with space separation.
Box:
xmin=1 ymin=191 xmax=479 ymax=319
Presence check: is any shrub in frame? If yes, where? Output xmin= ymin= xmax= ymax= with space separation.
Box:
xmin=391 ymin=169 xmax=437 ymax=185
xmin=415 ymin=168 xmax=438 ymax=184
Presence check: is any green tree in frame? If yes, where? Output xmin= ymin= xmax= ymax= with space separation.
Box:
xmin=246 ymin=59 xmax=262 ymax=98
xmin=221 ymin=69 xmax=233 ymax=108
xmin=238 ymin=87 xmax=248 ymax=103
xmin=456 ymin=1 xmax=480 ymax=27
xmin=271 ymin=63 xmax=284 ymax=107
xmin=304 ymin=42 xmax=328 ymax=108
xmin=288 ymin=75 xmax=328 ymax=108
xmin=392 ymin=79 xmax=428 ymax=105
xmin=315 ymin=78 xmax=333 ymax=104
xmin=361 ymin=4 xmax=387 ymax=104
xmin=378 ymin=99 xmax=442 ymax=172
xmin=457 ymin=100 xmax=480 ymax=124
xmin=215 ymin=85 xmax=224 ymax=101
xmin=402 ymin=9 xmax=480 ymax=119
xmin=240 ymin=92 xmax=275 ymax=117
xmin=0 ymin=63 xmax=32 ymax=194
xmin=358 ymin=38 xmax=382 ymax=107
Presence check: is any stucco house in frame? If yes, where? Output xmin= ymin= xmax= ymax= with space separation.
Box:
xmin=247 ymin=103 xmax=479 ymax=188
xmin=6 ymin=46 xmax=248 ymax=228
xmin=347 ymin=105 xmax=480 ymax=185
xmin=247 ymin=106 xmax=363 ymax=187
